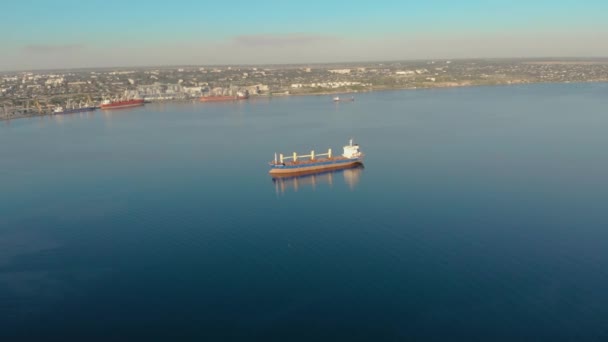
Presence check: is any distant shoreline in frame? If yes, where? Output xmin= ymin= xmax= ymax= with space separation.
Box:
xmin=3 ymin=79 xmax=608 ymax=122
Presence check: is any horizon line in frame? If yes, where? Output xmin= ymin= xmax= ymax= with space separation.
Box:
xmin=3 ymin=56 xmax=608 ymax=74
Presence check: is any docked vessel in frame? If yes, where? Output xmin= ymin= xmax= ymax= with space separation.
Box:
xmin=53 ymin=99 xmax=96 ymax=114
xmin=269 ymin=139 xmax=363 ymax=175
xmin=100 ymin=98 xmax=144 ymax=110
xmin=53 ymin=106 xmax=96 ymax=114
xmin=53 ymin=105 xmax=95 ymax=114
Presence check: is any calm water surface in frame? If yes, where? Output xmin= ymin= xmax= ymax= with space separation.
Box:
xmin=2 ymin=83 xmax=608 ymax=340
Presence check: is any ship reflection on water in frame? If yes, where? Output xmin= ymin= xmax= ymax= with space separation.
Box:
xmin=272 ymin=164 xmax=364 ymax=195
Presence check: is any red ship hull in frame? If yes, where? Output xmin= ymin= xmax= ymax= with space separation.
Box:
xmin=100 ymin=99 xmax=145 ymax=110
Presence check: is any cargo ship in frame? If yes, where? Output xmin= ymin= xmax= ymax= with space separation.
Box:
xmin=100 ymin=98 xmax=144 ymax=110
xmin=53 ymin=106 xmax=96 ymax=114
xmin=53 ymin=98 xmax=96 ymax=114
xmin=269 ymin=139 xmax=363 ymax=175
xmin=53 ymin=104 xmax=96 ymax=114
xmin=200 ymin=91 xmax=249 ymax=102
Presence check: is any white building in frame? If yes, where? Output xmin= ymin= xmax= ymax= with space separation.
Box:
xmin=328 ymin=69 xmax=351 ymax=74
xmin=45 ymin=78 xmax=64 ymax=86
xmin=182 ymin=86 xmax=202 ymax=95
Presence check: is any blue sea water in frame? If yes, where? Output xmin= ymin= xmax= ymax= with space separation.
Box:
xmin=1 ymin=83 xmax=608 ymax=341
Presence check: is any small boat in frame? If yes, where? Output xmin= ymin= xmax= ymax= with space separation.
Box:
xmin=269 ymin=139 xmax=364 ymax=175
xmin=333 ymin=96 xmax=355 ymax=102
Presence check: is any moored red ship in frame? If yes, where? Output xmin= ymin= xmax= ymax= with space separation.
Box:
xmin=100 ymin=98 xmax=144 ymax=110
xmin=269 ymin=139 xmax=364 ymax=175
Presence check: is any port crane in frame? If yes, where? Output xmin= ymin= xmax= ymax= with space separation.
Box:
xmin=33 ymin=99 xmax=42 ymax=114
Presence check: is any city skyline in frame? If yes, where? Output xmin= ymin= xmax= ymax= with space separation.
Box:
xmin=2 ymin=0 xmax=608 ymax=71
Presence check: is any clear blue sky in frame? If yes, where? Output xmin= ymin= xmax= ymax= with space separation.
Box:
xmin=2 ymin=0 xmax=607 ymax=70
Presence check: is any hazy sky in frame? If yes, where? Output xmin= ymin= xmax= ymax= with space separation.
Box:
xmin=1 ymin=0 xmax=607 ymax=71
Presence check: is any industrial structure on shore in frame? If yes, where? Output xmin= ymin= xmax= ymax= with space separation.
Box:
xmin=3 ymin=59 xmax=608 ymax=121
